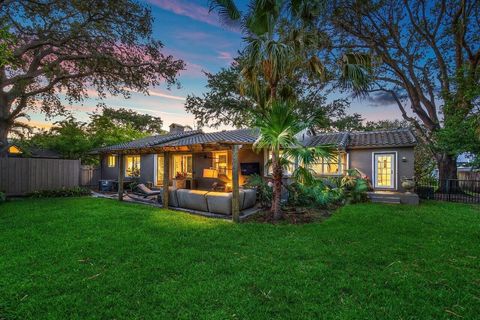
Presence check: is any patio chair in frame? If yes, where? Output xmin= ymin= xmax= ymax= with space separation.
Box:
xmin=135 ymin=183 xmax=162 ymax=198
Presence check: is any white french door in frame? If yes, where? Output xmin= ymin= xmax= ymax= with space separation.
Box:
xmin=374 ymin=153 xmax=395 ymax=189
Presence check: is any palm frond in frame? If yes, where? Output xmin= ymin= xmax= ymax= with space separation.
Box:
xmin=208 ymin=0 xmax=242 ymax=27
xmin=339 ymin=52 xmax=375 ymax=96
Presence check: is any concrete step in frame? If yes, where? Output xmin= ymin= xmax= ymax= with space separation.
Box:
xmin=370 ymin=196 xmax=401 ymax=204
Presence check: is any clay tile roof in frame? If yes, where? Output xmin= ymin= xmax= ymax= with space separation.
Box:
xmin=348 ymin=128 xmax=417 ymax=148
xmin=94 ymin=130 xmax=202 ymax=153
xmin=159 ymin=129 xmax=259 ymax=146
xmin=302 ymin=132 xmax=349 ymax=149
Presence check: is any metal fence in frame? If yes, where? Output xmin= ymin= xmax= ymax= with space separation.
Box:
xmin=415 ymin=179 xmax=480 ymax=204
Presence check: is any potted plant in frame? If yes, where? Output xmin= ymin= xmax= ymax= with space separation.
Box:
xmin=172 ymin=172 xmax=187 ymax=189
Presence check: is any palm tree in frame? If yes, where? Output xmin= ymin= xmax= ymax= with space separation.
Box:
xmin=253 ymin=99 xmax=332 ymax=220
xmin=209 ymin=0 xmax=372 ymax=100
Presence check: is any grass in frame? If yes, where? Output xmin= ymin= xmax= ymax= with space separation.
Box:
xmin=0 ymin=198 xmax=479 ymax=319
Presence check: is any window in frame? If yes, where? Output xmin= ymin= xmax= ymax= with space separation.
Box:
xmin=173 ymin=154 xmax=192 ymax=178
xmin=8 ymin=145 xmax=22 ymax=154
xmin=156 ymin=154 xmax=164 ymax=186
xmin=125 ymin=155 xmax=141 ymax=177
xmin=107 ymin=155 xmax=116 ymax=167
xmin=265 ymin=150 xmax=294 ymax=176
xmin=310 ymin=153 xmax=346 ymax=175
xmin=212 ymin=151 xmax=228 ymax=175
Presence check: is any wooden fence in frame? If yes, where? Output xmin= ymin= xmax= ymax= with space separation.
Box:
xmin=458 ymin=171 xmax=480 ymax=181
xmin=80 ymin=165 xmax=100 ymax=187
xmin=0 ymin=158 xmax=81 ymax=196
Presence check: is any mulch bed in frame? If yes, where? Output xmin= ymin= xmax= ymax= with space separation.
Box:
xmin=245 ymin=206 xmax=337 ymax=224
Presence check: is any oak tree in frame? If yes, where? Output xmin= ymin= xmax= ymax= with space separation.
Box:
xmin=0 ymin=0 xmax=184 ymax=156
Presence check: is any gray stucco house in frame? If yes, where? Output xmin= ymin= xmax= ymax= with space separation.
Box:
xmin=95 ymin=124 xmax=417 ymax=193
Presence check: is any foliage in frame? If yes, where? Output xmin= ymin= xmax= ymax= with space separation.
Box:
xmin=330 ymin=0 xmax=480 ymax=180
xmin=286 ymin=170 xmax=368 ymax=208
xmin=22 ymin=107 xmax=154 ymax=164
xmin=0 ymin=26 xmax=14 ymax=67
xmin=0 ymin=0 xmax=184 ymax=155
xmin=0 ymin=191 xmax=6 ymax=203
xmin=244 ymin=174 xmax=272 ymax=208
xmin=28 ymin=117 xmax=93 ymax=161
xmin=339 ymin=170 xmax=369 ymax=203
xmin=29 ymin=187 xmax=91 ymax=198
xmin=286 ymin=180 xmax=345 ymax=208
xmin=253 ymin=100 xmax=333 ymax=219
xmin=89 ymin=107 xmax=165 ymax=135
xmin=186 ymin=60 xmax=363 ymax=130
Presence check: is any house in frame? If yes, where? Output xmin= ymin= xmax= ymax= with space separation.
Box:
xmin=5 ymin=142 xmax=62 ymax=159
xmin=94 ymin=125 xmax=416 ymax=198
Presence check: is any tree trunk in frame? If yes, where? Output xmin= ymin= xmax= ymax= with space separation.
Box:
xmin=0 ymin=119 xmax=9 ymax=158
xmin=436 ymin=153 xmax=458 ymax=192
xmin=271 ymin=151 xmax=283 ymax=221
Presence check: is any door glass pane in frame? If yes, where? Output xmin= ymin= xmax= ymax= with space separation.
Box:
xmin=376 ymin=155 xmax=392 ymax=187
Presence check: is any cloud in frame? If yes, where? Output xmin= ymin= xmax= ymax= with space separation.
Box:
xmin=217 ymin=51 xmax=234 ymax=62
xmin=147 ymin=0 xmax=230 ymax=30
xmin=367 ymin=91 xmax=407 ymax=107
xmin=180 ymin=62 xmax=207 ymax=78
xmin=147 ymin=89 xmax=186 ymax=101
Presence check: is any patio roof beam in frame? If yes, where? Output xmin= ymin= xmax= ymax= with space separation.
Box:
xmin=118 ymin=154 xmax=124 ymax=201
xmin=231 ymin=144 xmax=241 ymax=222
xmin=162 ymin=151 xmax=170 ymax=208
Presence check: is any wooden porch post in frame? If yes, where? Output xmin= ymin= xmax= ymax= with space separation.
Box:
xmin=162 ymin=152 xmax=169 ymax=208
xmin=118 ymin=154 xmax=124 ymax=201
xmin=232 ymin=145 xmax=240 ymax=222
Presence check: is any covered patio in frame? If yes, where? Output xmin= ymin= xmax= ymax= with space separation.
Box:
xmin=104 ymin=129 xmax=262 ymax=222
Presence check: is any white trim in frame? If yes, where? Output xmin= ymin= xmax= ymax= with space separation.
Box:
xmin=371 ymin=151 xmax=398 ymax=190
xmin=346 ymin=152 xmax=350 ymax=171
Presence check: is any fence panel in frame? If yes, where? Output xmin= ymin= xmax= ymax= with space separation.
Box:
xmin=80 ymin=165 xmax=100 ymax=187
xmin=0 ymin=158 xmax=81 ymax=196
xmin=416 ymin=178 xmax=480 ymax=204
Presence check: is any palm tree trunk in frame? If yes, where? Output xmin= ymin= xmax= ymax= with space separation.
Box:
xmin=271 ymin=151 xmax=283 ymax=220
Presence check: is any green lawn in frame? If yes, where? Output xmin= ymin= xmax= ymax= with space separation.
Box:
xmin=0 ymin=198 xmax=479 ymax=319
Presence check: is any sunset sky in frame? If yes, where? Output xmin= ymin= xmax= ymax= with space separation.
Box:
xmin=26 ymin=0 xmax=403 ymax=132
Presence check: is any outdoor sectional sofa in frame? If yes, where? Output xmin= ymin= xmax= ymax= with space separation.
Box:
xmin=159 ymin=187 xmax=257 ymax=215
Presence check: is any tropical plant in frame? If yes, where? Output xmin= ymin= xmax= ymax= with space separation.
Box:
xmin=208 ymin=0 xmax=372 ymax=103
xmin=253 ymin=100 xmax=332 ymax=220
xmin=244 ymin=174 xmax=273 ymax=208
xmin=340 ymin=170 xmax=369 ymax=203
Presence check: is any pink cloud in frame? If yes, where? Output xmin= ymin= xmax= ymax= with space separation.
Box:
xmin=180 ymin=62 xmax=207 ymax=78
xmin=217 ymin=51 xmax=234 ymax=62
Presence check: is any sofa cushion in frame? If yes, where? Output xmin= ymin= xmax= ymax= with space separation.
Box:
xmin=242 ymin=189 xmax=257 ymax=210
xmin=176 ymin=189 xmax=209 ymax=212
xmin=158 ymin=187 xmax=179 ymax=207
xmin=205 ymin=192 xmax=232 ymax=215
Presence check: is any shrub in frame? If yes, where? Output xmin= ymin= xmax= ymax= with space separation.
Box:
xmin=29 ymin=187 xmax=91 ymax=198
xmin=340 ymin=170 xmax=369 ymax=203
xmin=244 ymin=174 xmax=273 ymax=208
xmin=286 ymin=181 xmax=345 ymax=208
xmin=0 ymin=191 xmax=6 ymax=203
